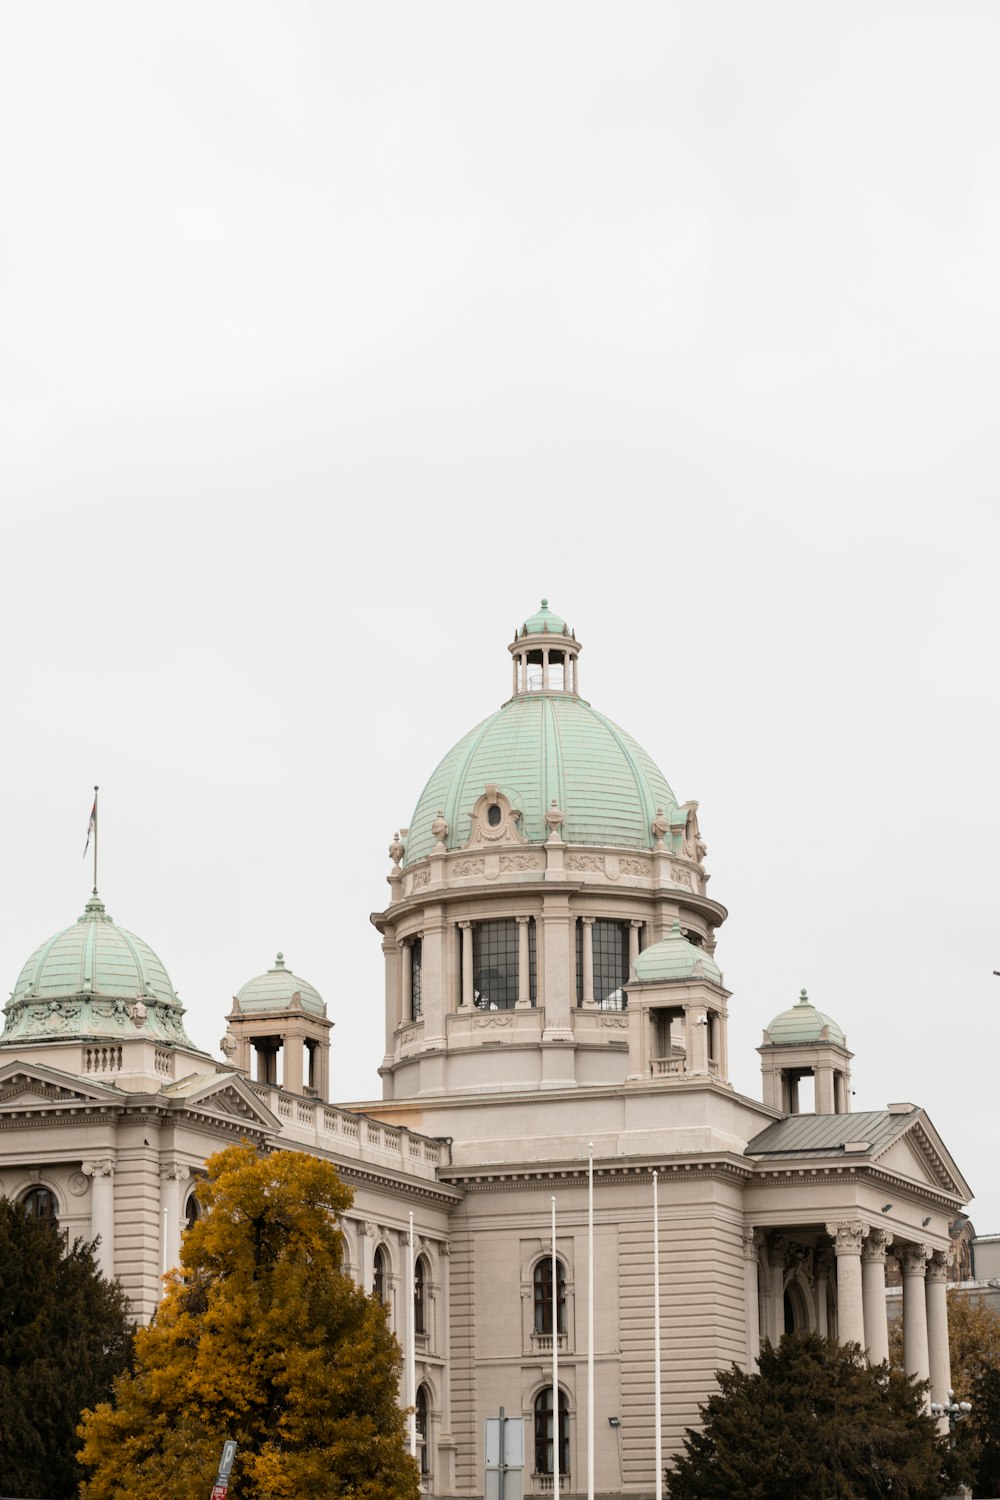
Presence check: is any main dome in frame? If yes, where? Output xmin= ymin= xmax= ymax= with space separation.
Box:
xmin=404 ymin=602 xmax=681 ymax=865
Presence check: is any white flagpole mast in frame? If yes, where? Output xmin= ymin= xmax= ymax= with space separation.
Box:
xmin=407 ymin=1210 xmax=416 ymax=1460
xmin=551 ymin=1193 xmax=559 ymax=1498
xmin=92 ymin=785 xmax=98 ymax=893
xmin=588 ymin=1142 xmax=595 ymax=1500
xmin=653 ymin=1171 xmax=662 ymax=1500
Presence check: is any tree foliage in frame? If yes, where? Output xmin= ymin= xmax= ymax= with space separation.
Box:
xmin=667 ymin=1333 xmax=949 ymax=1500
xmin=889 ymin=1288 xmax=1000 ymax=1495
xmin=0 ymin=1197 xmax=133 ymax=1500
xmin=78 ymin=1144 xmax=419 ymax=1500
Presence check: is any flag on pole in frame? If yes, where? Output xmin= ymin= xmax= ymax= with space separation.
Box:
xmin=83 ymin=796 xmax=97 ymax=858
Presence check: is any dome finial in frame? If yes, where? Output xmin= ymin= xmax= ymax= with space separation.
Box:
xmin=509 ymin=600 xmax=580 ymax=698
xmin=274 ymin=951 xmax=286 ymax=969
xmin=798 ymin=987 xmax=809 ymax=1004
xmin=541 ymin=596 xmax=548 ymax=608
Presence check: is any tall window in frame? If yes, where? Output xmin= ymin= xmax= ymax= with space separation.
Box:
xmin=411 ymin=938 xmax=423 ymax=1021
xmin=472 ymin=919 xmax=536 ymax=1009
xmin=373 ymin=1245 xmax=387 ymax=1305
xmin=576 ymin=919 xmax=629 ymax=1008
xmin=184 ymin=1192 xmax=200 ymax=1232
xmin=414 ymin=1255 xmax=427 ymax=1335
xmin=415 ymin=1384 xmax=430 ymax=1476
xmin=533 ymin=1257 xmax=567 ymax=1335
xmin=20 ymin=1186 xmax=58 ymax=1222
xmin=534 ymin=1387 xmax=569 ymax=1476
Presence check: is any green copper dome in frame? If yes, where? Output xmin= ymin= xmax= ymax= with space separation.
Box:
xmin=405 ymin=694 xmax=680 ymax=864
xmin=235 ymin=953 xmax=326 ymax=1017
xmin=632 ymin=922 xmax=723 ymax=985
xmin=521 ymin=598 xmax=567 ymax=635
xmin=1 ymin=892 xmax=194 ymax=1046
xmin=765 ymin=989 xmax=846 ymax=1047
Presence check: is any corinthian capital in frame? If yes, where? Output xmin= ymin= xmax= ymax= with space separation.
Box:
xmin=826 ymin=1220 xmax=869 ymax=1256
xmin=897 ymin=1243 xmax=931 ymax=1277
xmin=862 ymin=1228 xmax=893 ymax=1263
xmin=925 ymin=1248 xmax=951 ymax=1284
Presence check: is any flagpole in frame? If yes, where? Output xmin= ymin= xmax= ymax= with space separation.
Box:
xmin=551 ymin=1194 xmax=559 ymax=1498
xmin=587 ymin=1142 xmax=594 ymax=1500
xmin=92 ymin=785 xmax=99 ymax=893
xmin=653 ymin=1171 xmax=662 ymax=1500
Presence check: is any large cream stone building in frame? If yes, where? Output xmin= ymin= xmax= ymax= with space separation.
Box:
xmin=0 ymin=601 xmax=972 ymax=1497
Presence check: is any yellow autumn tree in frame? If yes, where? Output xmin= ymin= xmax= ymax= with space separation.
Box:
xmin=78 ymin=1144 xmax=419 ymax=1500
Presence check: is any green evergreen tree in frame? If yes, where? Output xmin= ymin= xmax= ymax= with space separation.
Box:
xmin=667 ymin=1332 xmax=950 ymax=1500
xmin=78 ymin=1144 xmax=420 ymax=1500
xmin=0 ymin=1198 xmax=133 ymax=1500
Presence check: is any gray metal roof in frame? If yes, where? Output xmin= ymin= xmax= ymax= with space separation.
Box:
xmin=745 ymin=1108 xmax=919 ymax=1160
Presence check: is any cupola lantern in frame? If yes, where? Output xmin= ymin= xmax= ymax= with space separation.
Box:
xmin=509 ymin=599 xmax=581 ymax=697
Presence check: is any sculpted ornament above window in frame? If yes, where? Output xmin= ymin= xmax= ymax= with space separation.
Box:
xmin=464 ymin=785 xmax=529 ymax=849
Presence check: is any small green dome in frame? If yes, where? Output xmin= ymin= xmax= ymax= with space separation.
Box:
xmin=2 ymin=891 xmax=193 ymax=1046
xmin=632 ymin=922 xmax=722 ymax=984
xmin=405 ymin=694 xmax=679 ymax=864
xmin=235 ymin=953 xmax=326 ymax=1017
xmin=521 ymin=598 xmax=568 ymax=635
xmin=765 ymin=989 xmax=846 ymax=1046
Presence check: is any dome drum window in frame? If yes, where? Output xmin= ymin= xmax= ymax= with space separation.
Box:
xmin=577 ymin=919 xmax=630 ymax=1009
xmin=462 ymin=918 xmax=536 ymax=1010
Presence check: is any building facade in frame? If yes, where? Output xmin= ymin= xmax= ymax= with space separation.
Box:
xmin=0 ymin=601 xmax=972 ymax=1497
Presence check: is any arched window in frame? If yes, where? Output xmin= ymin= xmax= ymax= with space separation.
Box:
xmin=414 ymin=1254 xmax=428 ymax=1335
xmin=534 ymin=1387 xmax=569 ymax=1476
xmin=20 ymin=1186 xmax=58 ymax=1223
xmin=374 ymin=1245 xmax=388 ymax=1305
xmin=415 ymin=1383 xmax=430 ymax=1476
xmin=184 ymin=1192 xmax=200 ymax=1232
xmin=533 ymin=1257 xmax=567 ymax=1335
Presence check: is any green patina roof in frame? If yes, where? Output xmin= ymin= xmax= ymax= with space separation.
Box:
xmin=404 ymin=693 xmax=679 ymax=864
xmin=632 ymin=922 xmax=723 ymax=984
xmin=1 ymin=892 xmax=194 ymax=1047
xmin=235 ymin=953 xmax=326 ymax=1017
xmin=521 ymin=598 xmax=568 ymax=635
xmin=765 ymin=989 xmax=846 ymax=1047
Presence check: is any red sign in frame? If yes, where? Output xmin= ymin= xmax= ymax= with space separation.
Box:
xmin=210 ymin=1486 xmax=227 ymax=1500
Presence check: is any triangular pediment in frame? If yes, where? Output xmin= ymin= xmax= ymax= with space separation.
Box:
xmin=871 ymin=1113 xmax=971 ymax=1200
xmin=161 ymin=1072 xmax=281 ymax=1133
xmin=0 ymin=1060 xmax=122 ymax=1111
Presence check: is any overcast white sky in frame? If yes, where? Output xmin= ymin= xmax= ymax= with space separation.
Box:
xmin=3 ymin=4 xmax=1000 ymax=1226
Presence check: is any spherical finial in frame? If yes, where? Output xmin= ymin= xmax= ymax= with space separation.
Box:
xmin=541 ymin=597 xmax=548 ymax=609
xmin=275 ymin=952 xmax=286 ymax=969
xmin=799 ymin=987 xmax=809 ymax=1003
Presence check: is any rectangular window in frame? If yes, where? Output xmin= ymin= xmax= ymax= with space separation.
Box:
xmin=576 ymin=919 xmax=629 ymax=1008
xmin=473 ymin=919 xmax=519 ymax=1009
xmin=411 ymin=938 xmax=422 ymax=1021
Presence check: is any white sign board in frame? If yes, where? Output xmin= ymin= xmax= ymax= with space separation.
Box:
xmin=484 ymin=1416 xmax=525 ymax=1469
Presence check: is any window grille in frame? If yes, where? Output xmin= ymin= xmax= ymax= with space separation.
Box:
xmin=473 ymin=919 xmax=537 ymax=1009
xmin=411 ymin=938 xmax=423 ymax=1020
xmin=576 ymin=919 xmax=629 ymax=1007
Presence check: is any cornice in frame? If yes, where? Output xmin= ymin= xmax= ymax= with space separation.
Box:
xmin=440 ymin=1155 xmax=753 ymax=1190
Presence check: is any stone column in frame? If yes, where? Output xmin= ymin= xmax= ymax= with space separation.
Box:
xmin=628 ymin=919 xmax=643 ymax=972
xmin=284 ymin=1035 xmax=304 ymax=1094
xmin=512 ymin=656 xmax=518 ymax=696
xmin=542 ymin=649 xmax=550 ymax=690
xmin=766 ymin=1237 xmax=786 ymax=1345
xmin=826 ymin=1221 xmax=867 ymax=1347
xmin=815 ymin=1063 xmax=835 ymax=1114
xmin=898 ymin=1244 xmax=932 ymax=1408
xmin=159 ymin=1163 xmax=190 ymax=1275
xmin=688 ymin=1006 xmax=709 ymax=1073
xmin=419 ymin=906 xmax=446 ymax=1045
xmin=515 ymin=916 xmax=532 ymax=1008
xmin=742 ymin=1228 xmax=762 ymax=1369
xmin=814 ymin=1249 xmax=832 ymax=1336
xmin=861 ymin=1229 xmax=892 ymax=1364
xmin=83 ymin=1159 xmax=116 ymax=1280
xmin=580 ymin=917 xmax=595 ymax=1006
xmin=926 ymin=1249 xmax=952 ymax=1413
xmin=400 ymin=940 xmax=413 ymax=1020
xmin=459 ymin=921 xmax=473 ymax=1008
xmin=382 ymin=935 xmax=399 ymax=1076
